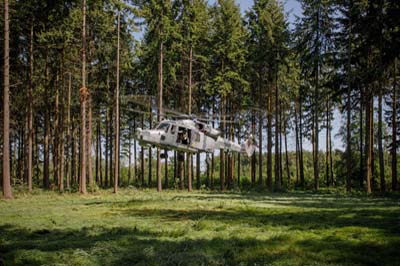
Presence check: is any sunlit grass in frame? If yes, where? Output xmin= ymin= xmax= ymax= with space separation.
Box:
xmin=1 ymin=189 xmax=399 ymax=266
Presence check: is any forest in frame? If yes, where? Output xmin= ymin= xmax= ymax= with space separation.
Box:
xmin=1 ymin=0 xmax=400 ymax=196
xmin=1 ymin=0 xmax=400 ymax=265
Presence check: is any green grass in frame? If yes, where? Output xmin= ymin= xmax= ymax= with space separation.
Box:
xmin=0 ymin=189 xmax=399 ymax=266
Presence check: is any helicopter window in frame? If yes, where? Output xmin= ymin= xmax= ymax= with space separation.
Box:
xmin=171 ymin=125 xmax=176 ymax=134
xmin=157 ymin=123 xmax=169 ymax=132
xmin=177 ymin=127 xmax=190 ymax=145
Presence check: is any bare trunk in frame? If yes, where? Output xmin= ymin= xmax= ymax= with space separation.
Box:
xmin=3 ymin=0 xmax=12 ymax=198
xmin=114 ymin=11 xmax=120 ymax=193
xmin=59 ymin=56 xmax=65 ymax=192
xmin=44 ymin=59 xmax=50 ymax=189
xmin=237 ymin=123 xmax=241 ymax=187
xmin=392 ymin=59 xmax=398 ymax=191
xmin=141 ymin=114 xmax=145 ymax=186
xmin=128 ymin=128 xmax=131 ymax=186
xmin=346 ymin=82 xmax=352 ymax=192
xmin=96 ymin=120 xmax=100 ymax=184
xmin=299 ymin=99 xmax=305 ymax=187
xmin=360 ymin=88 xmax=364 ymax=188
xmin=105 ymin=110 xmax=109 ymax=187
xmin=294 ymin=98 xmax=300 ymax=186
xmin=366 ymin=95 xmax=372 ymax=194
xmin=284 ymin=119 xmax=290 ymax=187
xmin=187 ymin=153 xmax=192 ymax=191
xmin=164 ymin=149 xmax=168 ymax=188
xmin=134 ymin=118 xmax=137 ymax=184
xmin=196 ymin=152 xmax=200 ymax=189
xmin=258 ymin=113 xmax=263 ymax=185
xmin=156 ymin=34 xmax=163 ymax=192
xmin=66 ymin=73 xmax=72 ymax=189
xmin=179 ymin=152 xmax=184 ymax=190
xmin=275 ymin=76 xmax=281 ymax=190
xmin=251 ymin=114 xmax=256 ymax=184
xmin=267 ymin=85 xmax=272 ymax=189
xmin=79 ymin=0 xmax=87 ymax=194
xmin=87 ymin=95 xmax=93 ymax=189
xmin=378 ymin=84 xmax=385 ymax=193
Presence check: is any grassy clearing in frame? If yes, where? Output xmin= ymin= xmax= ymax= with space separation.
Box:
xmin=0 ymin=189 xmax=399 ymax=266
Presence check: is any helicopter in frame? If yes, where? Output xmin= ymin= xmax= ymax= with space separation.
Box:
xmin=122 ymin=94 xmax=257 ymax=156
xmin=134 ymin=117 xmax=257 ymax=157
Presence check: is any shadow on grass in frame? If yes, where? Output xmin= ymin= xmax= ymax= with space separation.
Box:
xmin=118 ymin=206 xmax=400 ymax=235
xmin=1 ymin=224 xmax=399 ymax=266
xmin=169 ymin=192 xmax=400 ymax=209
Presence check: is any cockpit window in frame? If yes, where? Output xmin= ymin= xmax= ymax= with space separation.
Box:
xmin=157 ymin=123 xmax=169 ymax=132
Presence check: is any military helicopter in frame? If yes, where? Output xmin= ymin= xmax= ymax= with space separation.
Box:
xmin=123 ymin=95 xmax=257 ymax=156
xmin=135 ymin=117 xmax=257 ymax=156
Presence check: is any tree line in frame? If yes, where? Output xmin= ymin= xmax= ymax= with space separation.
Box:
xmin=1 ymin=0 xmax=399 ymax=199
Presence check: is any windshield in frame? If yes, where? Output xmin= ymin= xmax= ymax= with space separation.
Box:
xmin=157 ymin=123 xmax=169 ymax=132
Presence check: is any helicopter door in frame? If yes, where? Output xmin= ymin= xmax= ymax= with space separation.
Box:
xmin=162 ymin=124 xmax=175 ymax=145
xmin=177 ymin=127 xmax=191 ymax=145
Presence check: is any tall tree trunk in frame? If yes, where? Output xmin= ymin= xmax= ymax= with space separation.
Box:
xmin=284 ymin=119 xmax=290 ymax=187
xmin=392 ymin=59 xmax=398 ymax=191
xmin=326 ymin=98 xmax=330 ymax=187
xmin=114 ymin=11 xmax=121 ymax=193
xmin=109 ymin=105 xmax=113 ymax=187
xmin=128 ymin=127 xmax=131 ymax=186
xmin=378 ymin=82 xmax=385 ymax=193
xmin=267 ymin=84 xmax=273 ymax=189
xmin=251 ymin=114 xmax=256 ymax=185
xmin=279 ymin=106 xmax=283 ymax=188
xmin=187 ymin=44 xmax=193 ymax=192
xmin=346 ymin=80 xmax=352 ymax=192
xmin=211 ymin=152 xmax=214 ymax=190
xmin=87 ymin=95 xmax=93 ymax=189
xmin=54 ymin=73 xmax=60 ymax=187
xmin=105 ymin=109 xmax=109 ymax=187
xmin=299 ymin=98 xmax=305 ymax=187
xmin=79 ymin=0 xmax=88 ymax=194
xmin=378 ymin=20 xmax=385 ymax=192
xmin=66 ymin=73 xmax=72 ymax=189
xmin=196 ymin=152 xmax=200 ymax=189
xmin=360 ymin=88 xmax=364 ymax=188
xmin=346 ymin=9 xmax=352 ymax=192
xmin=294 ymin=98 xmax=300 ymax=186
xmin=258 ymin=113 xmax=263 ymax=186
xmin=141 ymin=114 xmax=145 ymax=186
xmin=188 ymin=153 xmax=192 ymax=192
xmin=366 ymin=95 xmax=372 ymax=194
xmin=156 ymin=32 xmax=163 ymax=193
xmin=179 ymin=152 xmax=184 ymax=190
xmin=148 ymin=114 xmax=152 ymax=186
xmin=134 ymin=117 xmax=138 ymax=184
xmin=59 ymin=56 xmax=65 ymax=192
xmin=26 ymin=23 xmax=34 ymax=193
xmin=71 ymin=119 xmax=77 ymax=186
xmin=44 ymin=59 xmax=50 ymax=189
xmin=275 ymin=75 xmax=281 ymax=190
xmin=99 ymin=121 xmax=103 ymax=186
xmin=2 ymin=0 xmax=12 ymax=198
xmin=237 ymin=123 xmax=241 ymax=187
xmin=164 ymin=149 xmax=168 ymax=189
xmin=95 ymin=119 xmax=100 ymax=184
xmin=220 ymin=97 xmax=226 ymax=191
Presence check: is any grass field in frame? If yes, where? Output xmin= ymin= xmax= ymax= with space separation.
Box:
xmin=1 ymin=189 xmax=399 ymax=266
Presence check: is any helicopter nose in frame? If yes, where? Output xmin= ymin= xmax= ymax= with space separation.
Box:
xmin=136 ymin=128 xmax=143 ymax=139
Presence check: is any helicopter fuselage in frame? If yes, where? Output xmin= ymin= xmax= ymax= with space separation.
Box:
xmin=135 ymin=120 xmax=242 ymax=154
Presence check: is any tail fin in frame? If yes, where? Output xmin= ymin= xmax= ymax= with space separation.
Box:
xmin=241 ymin=135 xmax=257 ymax=157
